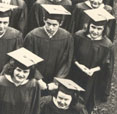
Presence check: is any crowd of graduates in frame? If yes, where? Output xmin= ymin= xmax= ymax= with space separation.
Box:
xmin=0 ymin=0 xmax=116 ymax=114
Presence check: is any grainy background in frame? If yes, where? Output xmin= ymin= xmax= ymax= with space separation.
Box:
xmin=93 ymin=0 xmax=117 ymax=114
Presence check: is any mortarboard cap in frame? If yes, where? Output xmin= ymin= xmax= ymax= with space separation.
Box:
xmin=0 ymin=3 xmax=18 ymax=17
xmin=41 ymin=4 xmax=71 ymax=24
xmin=54 ymin=78 xmax=85 ymax=94
xmin=84 ymin=8 xmax=115 ymax=25
xmin=41 ymin=4 xmax=71 ymax=15
xmin=7 ymin=47 xmax=44 ymax=68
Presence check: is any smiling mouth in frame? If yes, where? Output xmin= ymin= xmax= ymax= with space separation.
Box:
xmin=16 ymin=75 xmax=24 ymax=79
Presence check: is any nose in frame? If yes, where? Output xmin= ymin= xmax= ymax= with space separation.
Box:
xmin=60 ymin=99 xmax=65 ymax=104
xmin=18 ymin=71 xmax=24 ymax=77
xmin=93 ymin=28 xmax=98 ymax=34
xmin=0 ymin=23 xmax=4 ymax=28
xmin=49 ymin=25 xmax=54 ymax=29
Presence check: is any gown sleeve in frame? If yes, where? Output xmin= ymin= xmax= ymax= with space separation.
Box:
xmin=56 ymin=35 xmax=74 ymax=78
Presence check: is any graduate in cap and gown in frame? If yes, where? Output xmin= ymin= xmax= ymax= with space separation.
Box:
xmin=70 ymin=0 xmax=116 ymax=42
xmin=0 ymin=6 xmax=23 ymax=73
xmin=0 ymin=0 xmax=28 ymax=34
xmin=0 ymin=47 xmax=44 ymax=114
xmin=68 ymin=8 xmax=114 ymax=114
xmin=24 ymin=4 xmax=74 ymax=95
xmin=40 ymin=77 xmax=88 ymax=114
xmin=27 ymin=0 xmax=72 ymax=33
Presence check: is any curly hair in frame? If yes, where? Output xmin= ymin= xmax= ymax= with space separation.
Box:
xmin=4 ymin=61 xmax=36 ymax=80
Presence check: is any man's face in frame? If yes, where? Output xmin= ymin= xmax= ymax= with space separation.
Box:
xmin=55 ymin=91 xmax=72 ymax=109
xmin=13 ymin=67 xmax=30 ymax=83
xmin=44 ymin=18 xmax=60 ymax=35
xmin=89 ymin=0 xmax=103 ymax=8
xmin=89 ymin=23 xmax=104 ymax=40
xmin=0 ymin=17 xmax=9 ymax=35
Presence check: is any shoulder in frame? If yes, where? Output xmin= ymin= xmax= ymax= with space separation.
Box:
xmin=103 ymin=37 xmax=113 ymax=47
xmin=75 ymin=30 xmax=86 ymax=37
xmin=104 ymin=5 xmax=112 ymax=13
xmin=25 ymin=27 xmax=43 ymax=38
xmin=0 ymin=76 xmax=8 ymax=85
xmin=40 ymin=96 xmax=53 ymax=109
xmin=62 ymin=0 xmax=72 ymax=5
xmin=27 ymin=79 xmax=40 ymax=87
xmin=35 ymin=0 xmax=49 ymax=4
xmin=56 ymin=28 xmax=72 ymax=40
xmin=76 ymin=2 xmax=89 ymax=10
xmin=11 ymin=0 xmax=26 ymax=7
xmin=6 ymin=27 xmax=22 ymax=39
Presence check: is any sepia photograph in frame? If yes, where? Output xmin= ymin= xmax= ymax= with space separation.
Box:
xmin=0 ymin=0 xmax=116 ymax=114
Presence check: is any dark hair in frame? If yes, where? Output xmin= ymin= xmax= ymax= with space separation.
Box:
xmin=43 ymin=12 xmax=64 ymax=25
xmin=4 ymin=61 xmax=35 ymax=80
xmin=85 ymin=20 xmax=108 ymax=37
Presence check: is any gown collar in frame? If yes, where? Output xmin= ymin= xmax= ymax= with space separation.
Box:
xmin=87 ymin=34 xmax=103 ymax=40
xmin=5 ymin=74 xmax=29 ymax=86
xmin=44 ymin=26 xmax=58 ymax=38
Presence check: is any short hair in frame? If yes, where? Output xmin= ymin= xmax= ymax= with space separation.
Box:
xmin=43 ymin=11 xmax=64 ymax=24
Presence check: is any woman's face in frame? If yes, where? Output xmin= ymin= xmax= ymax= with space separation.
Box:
xmin=89 ymin=23 xmax=104 ymax=39
xmin=55 ymin=91 xmax=72 ymax=109
xmin=13 ymin=67 xmax=30 ymax=83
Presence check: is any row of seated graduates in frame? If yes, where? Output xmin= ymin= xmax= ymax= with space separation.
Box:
xmin=1 ymin=0 xmax=116 ymax=42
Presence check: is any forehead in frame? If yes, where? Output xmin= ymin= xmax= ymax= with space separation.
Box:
xmin=90 ymin=23 xmax=104 ymax=28
xmin=57 ymin=91 xmax=72 ymax=99
xmin=45 ymin=18 xmax=59 ymax=24
xmin=15 ymin=67 xmax=30 ymax=71
xmin=0 ymin=17 xmax=9 ymax=22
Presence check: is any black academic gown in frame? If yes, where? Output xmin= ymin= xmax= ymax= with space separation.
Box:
xmin=0 ymin=0 xmax=28 ymax=34
xmin=0 ymin=76 xmax=41 ymax=114
xmin=69 ymin=30 xmax=114 ymax=113
xmin=27 ymin=0 xmax=72 ymax=33
xmin=70 ymin=1 xmax=116 ymax=42
xmin=24 ymin=27 xmax=73 ymax=83
xmin=103 ymin=0 xmax=114 ymax=7
xmin=0 ymin=27 xmax=23 ymax=73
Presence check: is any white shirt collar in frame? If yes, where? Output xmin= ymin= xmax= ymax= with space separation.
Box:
xmin=5 ymin=74 xmax=29 ymax=87
xmin=0 ymin=31 xmax=6 ymax=38
xmin=85 ymin=1 xmax=104 ymax=9
xmin=44 ymin=26 xmax=58 ymax=38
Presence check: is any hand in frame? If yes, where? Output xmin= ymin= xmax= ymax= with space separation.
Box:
xmin=48 ymin=82 xmax=58 ymax=90
xmin=75 ymin=61 xmax=90 ymax=75
xmin=88 ymin=67 xmax=101 ymax=76
xmin=88 ymin=69 xmax=95 ymax=76
xmin=38 ymin=79 xmax=47 ymax=90
xmin=2 ymin=0 xmax=10 ymax=4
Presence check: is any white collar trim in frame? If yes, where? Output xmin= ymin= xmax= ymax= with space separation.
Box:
xmin=5 ymin=74 xmax=29 ymax=86
xmin=87 ymin=34 xmax=102 ymax=40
